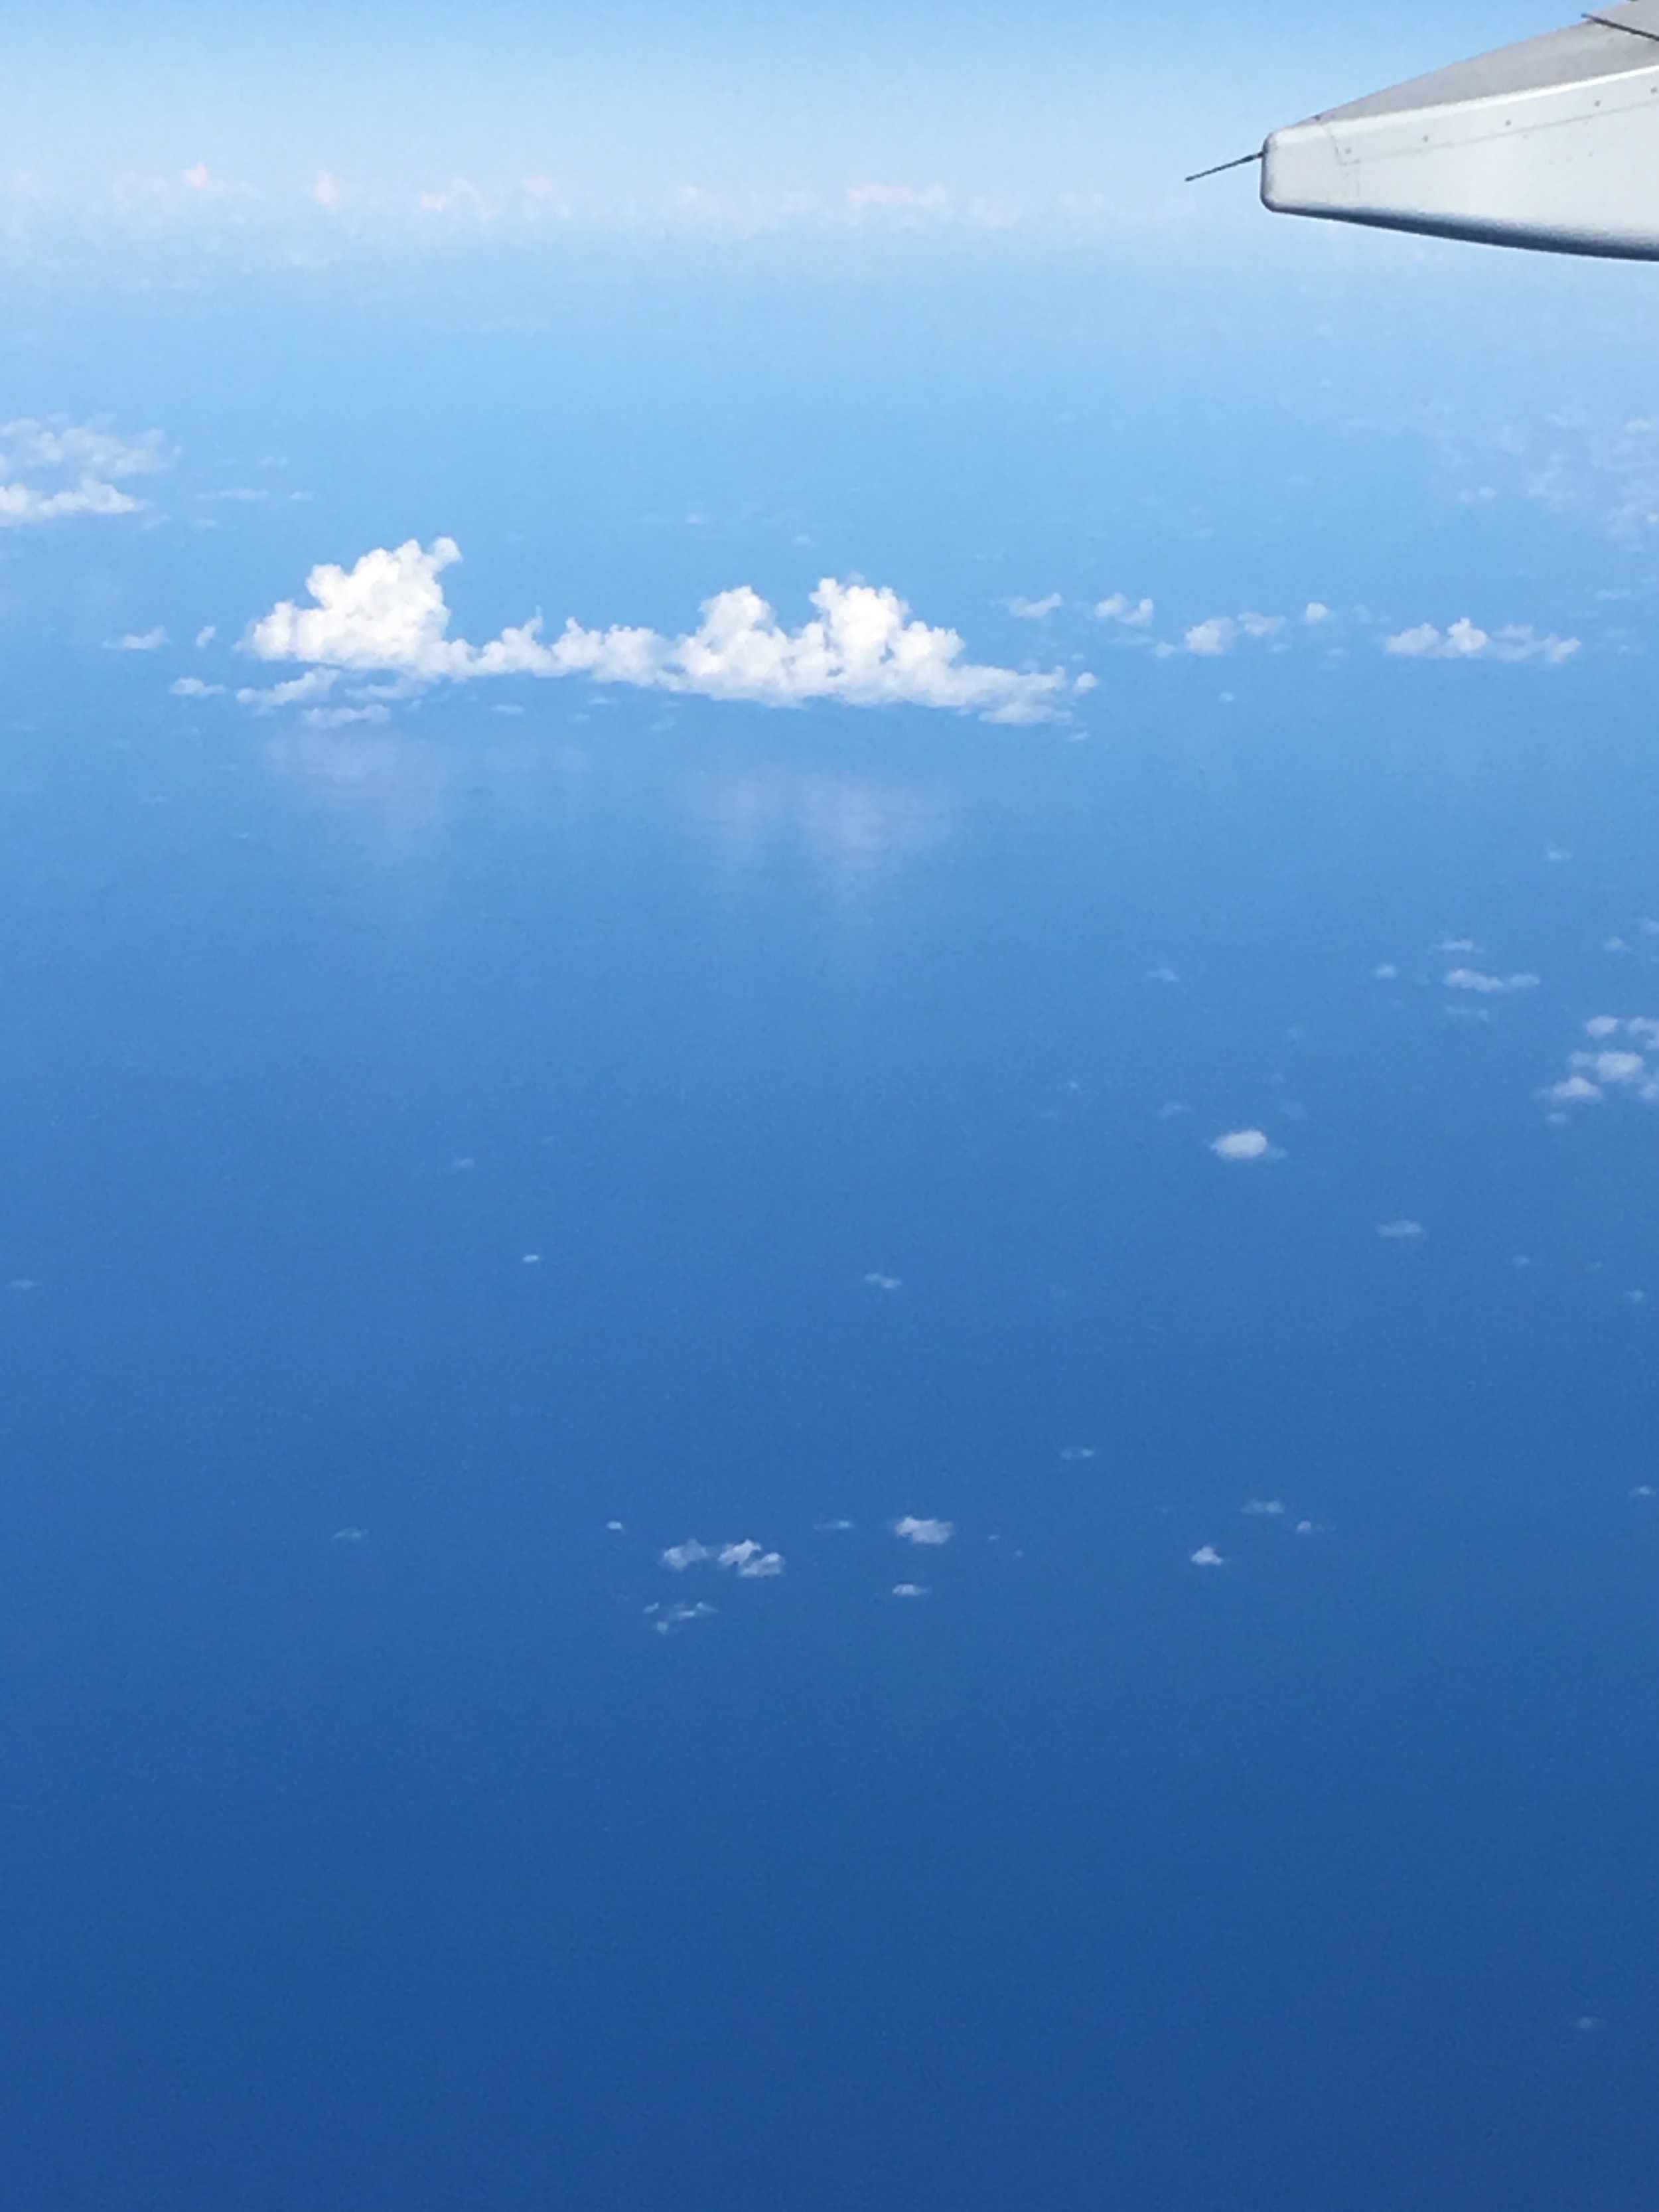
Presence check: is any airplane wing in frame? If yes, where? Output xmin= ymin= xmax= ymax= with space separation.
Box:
xmin=1262 ymin=1 xmax=1659 ymax=256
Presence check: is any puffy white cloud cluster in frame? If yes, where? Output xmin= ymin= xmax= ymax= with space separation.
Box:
xmin=1384 ymin=617 xmax=1578 ymax=664
xmin=1179 ymin=611 xmax=1287 ymax=658
xmin=0 ymin=416 xmax=166 ymax=527
xmin=242 ymin=538 xmax=1072 ymax=724
xmin=1541 ymin=1017 xmax=1659 ymax=1106
xmin=660 ymin=1537 xmax=785 ymax=1578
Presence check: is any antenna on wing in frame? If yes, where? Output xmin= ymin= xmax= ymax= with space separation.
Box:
xmin=1582 ymin=11 xmax=1659 ymax=41
xmin=1185 ymin=149 xmax=1265 ymax=183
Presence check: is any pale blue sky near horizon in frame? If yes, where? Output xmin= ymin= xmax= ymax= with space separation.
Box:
xmin=1 ymin=0 xmax=1604 ymax=235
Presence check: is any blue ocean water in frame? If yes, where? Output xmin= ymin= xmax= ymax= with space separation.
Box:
xmin=3 ymin=248 xmax=1659 ymax=2209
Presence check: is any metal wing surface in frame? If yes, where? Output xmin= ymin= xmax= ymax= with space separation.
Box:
xmin=1263 ymin=2 xmax=1659 ymax=256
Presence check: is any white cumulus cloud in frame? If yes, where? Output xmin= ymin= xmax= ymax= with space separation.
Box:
xmin=1210 ymin=1128 xmax=1275 ymax=1161
xmin=244 ymin=538 xmax=1072 ymax=723
xmin=894 ymin=1515 xmax=954 ymax=1546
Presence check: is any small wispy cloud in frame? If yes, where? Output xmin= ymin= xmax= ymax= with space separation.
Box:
xmin=0 ymin=416 xmax=167 ymax=529
xmin=180 ymin=161 xmax=252 ymax=200
xmin=660 ymin=1539 xmax=713 ymax=1572
xmin=845 ymin=182 xmax=950 ymax=221
xmin=660 ymin=1536 xmax=785 ymax=1578
xmin=894 ymin=1516 xmax=954 ymax=1546
xmin=1096 ymin=593 xmax=1154 ymax=628
xmin=238 ymin=668 xmax=345 ymax=713
xmin=1385 ymin=617 xmax=1578 ymax=664
xmin=108 ymin=626 xmax=167 ymax=652
xmin=1572 ymin=1049 xmax=1647 ymax=1087
xmin=1444 ymin=968 xmax=1540 ymax=994
xmin=718 ymin=1540 xmax=785 ymax=1578
xmin=1180 ymin=611 xmax=1287 ymax=658
xmin=1541 ymin=1074 xmax=1604 ymax=1106
xmin=417 ymin=177 xmax=492 ymax=220
xmin=644 ymin=1599 xmax=718 ymax=1636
